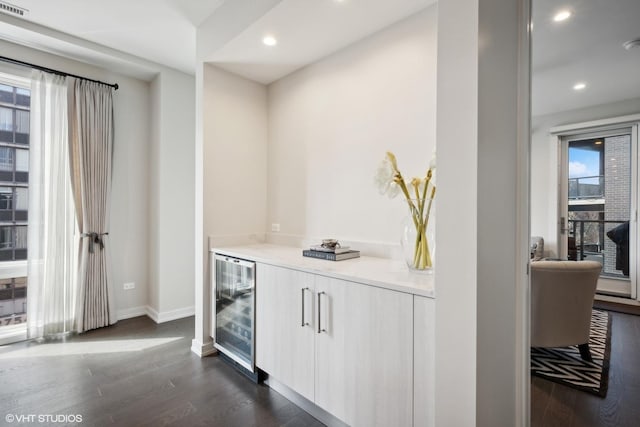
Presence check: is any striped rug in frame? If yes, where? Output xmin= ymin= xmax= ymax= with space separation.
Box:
xmin=531 ymin=309 xmax=611 ymax=397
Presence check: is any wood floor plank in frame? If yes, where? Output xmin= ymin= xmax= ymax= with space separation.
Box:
xmin=0 ymin=316 xmax=322 ymax=427
xmin=531 ymin=376 xmax=553 ymax=424
xmin=543 ymin=383 xmax=577 ymax=427
xmin=9 ymin=308 xmax=638 ymax=426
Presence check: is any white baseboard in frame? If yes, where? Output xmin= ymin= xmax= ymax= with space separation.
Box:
xmin=191 ymin=338 xmax=216 ymax=357
xmin=145 ymin=305 xmax=195 ymax=324
xmin=145 ymin=306 xmax=160 ymax=323
xmin=116 ymin=306 xmax=148 ymax=320
xmin=118 ymin=305 xmax=195 ymax=323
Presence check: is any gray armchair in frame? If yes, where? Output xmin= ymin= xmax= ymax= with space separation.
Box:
xmin=530 ymin=260 xmax=602 ymax=361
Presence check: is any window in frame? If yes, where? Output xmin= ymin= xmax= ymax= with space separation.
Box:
xmin=0 ymin=226 xmax=12 ymax=249
xmin=0 ymin=84 xmax=12 ymax=104
xmin=0 ymin=85 xmax=30 ymax=145
xmin=0 ymin=107 xmax=11 ymax=131
xmin=0 ymin=187 xmax=12 ymax=210
xmin=0 ymin=74 xmax=30 ymax=328
xmin=15 ymin=110 xmax=29 ymax=144
xmin=15 ymin=88 xmax=29 ymax=107
xmin=15 ymin=187 xmax=27 ymax=211
xmin=0 ymin=147 xmax=12 ymax=171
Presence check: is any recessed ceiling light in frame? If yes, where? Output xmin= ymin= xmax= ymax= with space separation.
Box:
xmin=594 ymin=140 xmax=603 ymax=145
xmin=573 ymin=82 xmax=586 ymax=91
xmin=262 ymin=36 xmax=277 ymax=46
xmin=553 ymin=10 xmax=572 ymax=22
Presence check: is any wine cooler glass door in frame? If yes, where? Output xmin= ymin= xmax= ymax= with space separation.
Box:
xmin=214 ymin=255 xmax=256 ymax=371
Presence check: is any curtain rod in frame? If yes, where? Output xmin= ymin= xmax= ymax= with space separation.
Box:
xmin=0 ymin=55 xmax=119 ymax=90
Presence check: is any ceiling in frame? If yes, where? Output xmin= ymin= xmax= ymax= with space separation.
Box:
xmin=0 ymin=0 xmax=436 ymax=83
xmin=532 ymin=0 xmax=640 ymax=116
xmin=200 ymin=0 xmax=435 ymax=84
xmin=0 ymin=0 xmax=638 ymax=116
xmin=1 ymin=0 xmax=225 ymax=75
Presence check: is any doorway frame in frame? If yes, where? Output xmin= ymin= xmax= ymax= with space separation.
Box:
xmin=551 ymin=113 xmax=640 ymax=302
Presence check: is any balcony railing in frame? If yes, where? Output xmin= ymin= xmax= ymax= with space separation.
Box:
xmin=568 ymin=219 xmax=627 ymax=277
xmin=0 ymin=273 xmax=27 ymax=326
xmin=568 ymin=175 xmax=604 ymax=199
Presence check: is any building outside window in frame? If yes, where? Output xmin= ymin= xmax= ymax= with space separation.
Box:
xmin=0 ymin=76 xmax=29 ymax=328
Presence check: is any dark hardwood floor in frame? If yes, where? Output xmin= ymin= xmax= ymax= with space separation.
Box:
xmin=0 ymin=316 xmax=323 ymax=427
xmin=5 ymin=309 xmax=637 ymax=426
xmin=532 ymin=310 xmax=640 ymax=427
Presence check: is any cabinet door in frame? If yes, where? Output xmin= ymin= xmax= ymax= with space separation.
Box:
xmin=256 ymin=264 xmax=315 ymax=401
xmin=315 ymin=278 xmax=414 ymax=427
xmin=314 ymin=275 xmax=348 ymax=421
xmin=414 ymin=295 xmax=435 ymax=427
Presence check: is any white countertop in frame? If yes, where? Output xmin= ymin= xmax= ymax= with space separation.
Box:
xmin=212 ymin=244 xmax=435 ymax=298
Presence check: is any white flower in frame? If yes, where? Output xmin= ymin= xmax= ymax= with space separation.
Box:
xmin=429 ymin=151 xmax=436 ymax=171
xmin=374 ymin=157 xmax=395 ymax=196
xmin=387 ymin=181 xmax=401 ymax=198
xmin=375 ymin=150 xmax=436 ymax=269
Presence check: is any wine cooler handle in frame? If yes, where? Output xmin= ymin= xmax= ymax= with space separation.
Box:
xmin=317 ymin=291 xmax=327 ymax=334
xmin=301 ymin=287 xmax=310 ymax=327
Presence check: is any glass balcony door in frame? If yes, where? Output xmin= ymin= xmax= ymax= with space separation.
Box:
xmin=559 ymin=125 xmax=638 ymax=298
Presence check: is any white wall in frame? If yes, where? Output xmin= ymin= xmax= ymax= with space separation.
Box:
xmin=436 ymin=0 xmax=529 ymax=425
xmin=0 ymin=39 xmax=152 ymax=319
xmin=149 ymin=75 xmax=161 ymax=314
xmin=110 ymin=73 xmax=151 ymax=319
xmin=195 ymin=64 xmax=267 ymax=351
xmin=203 ymin=64 xmax=268 ymax=245
xmin=192 ymin=0 xmax=279 ymax=357
xmin=475 ymin=0 xmax=528 ymax=424
xmin=148 ymin=70 xmax=196 ymax=321
xmin=435 ymin=1 xmax=478 ymax=424
xmin=531 ymin=97 xmax=640 ymax=257
xmin=266 ymin=7 xmax=437 ymax=247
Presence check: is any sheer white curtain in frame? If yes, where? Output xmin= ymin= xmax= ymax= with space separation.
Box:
xmin=27 ymin=71 xmax=79 ymax=339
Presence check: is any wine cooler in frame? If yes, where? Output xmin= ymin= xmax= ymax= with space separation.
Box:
xmin=213 ymin=254 xmax=256 ymax=378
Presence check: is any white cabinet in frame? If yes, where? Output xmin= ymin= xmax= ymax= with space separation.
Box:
xmin=334 ymin=278 xmax=413 ymax=427
xmin=256 ymin=264 xmax=315 ymax=401
xmin=314 ymin=274 xmax=348 ymax=420
xmin=414 ymin=295 xmax=435 ymax=427
xmin=256 ymin=263 xmax=414 ymax=427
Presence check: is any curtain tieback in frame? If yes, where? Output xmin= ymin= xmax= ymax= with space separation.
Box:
xmin=82 ymin=232 xmax=109 ymax=253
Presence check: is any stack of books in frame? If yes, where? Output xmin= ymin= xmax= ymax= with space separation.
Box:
xmin=302 ymin=244 xmax=360 ymax=261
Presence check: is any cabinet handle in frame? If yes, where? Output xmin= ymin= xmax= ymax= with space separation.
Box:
xmin=317 ymin=291 xmax=327 ymax=334
xmin=301 ymin=287 xmax=310 ymax=327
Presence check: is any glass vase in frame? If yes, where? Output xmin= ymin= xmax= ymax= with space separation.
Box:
xmin=400 ymin=198 xmax=435 ymax=272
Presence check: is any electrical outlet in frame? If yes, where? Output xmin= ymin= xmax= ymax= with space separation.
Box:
xmin=123 ymin=282 xmax=135 ymax=290
xmin=271 ymin=223 xmax=280 ymax=232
